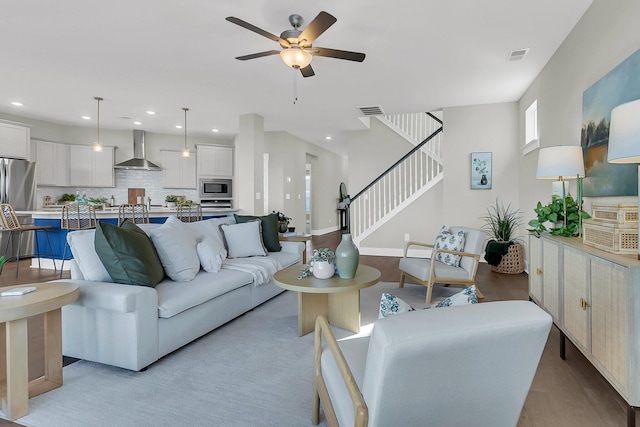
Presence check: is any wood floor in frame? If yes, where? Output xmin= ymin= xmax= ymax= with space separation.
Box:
xmin=0 ymin=230 xmax=633 ymax=426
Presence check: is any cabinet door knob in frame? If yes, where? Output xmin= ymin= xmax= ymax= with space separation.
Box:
xmin=536 ymin=268 xmax=543 ymax=276
xmin=580 ymin=298 xmax=590 ymax=310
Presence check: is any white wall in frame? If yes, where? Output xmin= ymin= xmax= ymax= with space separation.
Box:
xmin=348 ymin=104 xmax=519 ymax=255
xmin=518 ymin=0 xmax=640 ymax=245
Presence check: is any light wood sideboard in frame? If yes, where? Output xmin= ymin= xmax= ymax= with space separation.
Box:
xmin=528 ymin=234 xmax=640 ymax=426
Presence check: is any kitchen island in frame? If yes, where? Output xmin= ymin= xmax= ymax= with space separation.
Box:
xmin=17 ymin=207 xmax=239 ymax=269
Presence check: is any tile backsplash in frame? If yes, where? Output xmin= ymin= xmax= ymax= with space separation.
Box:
xmin=37 ymin=169 xmax=198 ymax=208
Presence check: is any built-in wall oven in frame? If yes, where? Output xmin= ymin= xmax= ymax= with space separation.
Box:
xmin=199 ymin=178 xmax=233 ymax=208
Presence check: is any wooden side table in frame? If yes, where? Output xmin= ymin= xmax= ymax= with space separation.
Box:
xmin=274 ymin=265 xmax=381 ymax=336
xmin=279 ymin=232 xmax=312 ymax=263
xmin=0 ymin=282 xmax=79 ymax=420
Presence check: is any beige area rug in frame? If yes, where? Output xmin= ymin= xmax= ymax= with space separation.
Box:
xmin=3 ymin=281 xmax=461 ymax=427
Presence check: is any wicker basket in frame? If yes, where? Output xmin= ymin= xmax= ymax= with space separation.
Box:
xmin=591 ymin=203 xmax=638 ymax=225
xmin=491 ymin=242 xmax=525 ymax=274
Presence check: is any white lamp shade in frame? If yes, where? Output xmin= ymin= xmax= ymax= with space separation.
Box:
xmin=280 ymin=47 xmax=312 ymax=69
xmin=536 ymin=146 xmax=585 ymax=179
xmin=608 ymin=99 xmax=640 ymax=164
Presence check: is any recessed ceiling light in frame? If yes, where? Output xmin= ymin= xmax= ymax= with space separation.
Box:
xmin=325 ymin=136 xmax=332 ymax=140
xmin=133 ymin=121 xmax=142 ymax=125
xmin=11 ymin=102 xmax=23 ymax=107
xmin=146 ymin=111 xmax=156 ymax=115
xmin=175 ymin=125 xmax=183 ymax=129
xmin=212 ymin=129 xmax=219 ymax=133
xmin=82 ymin=116 xmax=91 ymax=120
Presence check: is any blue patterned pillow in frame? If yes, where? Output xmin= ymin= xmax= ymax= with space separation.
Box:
xmin=379 ymin=293 xmax=415 ymax=319
xmin=433 ymin=226 xmax=466 ymax=267
xmin=435 ymin=285 xmax=478 ymax=308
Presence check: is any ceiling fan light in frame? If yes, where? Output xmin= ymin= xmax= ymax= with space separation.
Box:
xmin=280 ymin=47 xmax=312 ymax=69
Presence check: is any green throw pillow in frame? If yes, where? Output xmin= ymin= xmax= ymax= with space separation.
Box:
xmin=234 ymin=213 xmax=281 ymax=252
xmin=94 ymin=220 xmax=165 ymax=287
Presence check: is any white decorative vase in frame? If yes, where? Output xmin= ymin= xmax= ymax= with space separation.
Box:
xmin=310 ymin=260 xmax=335 ymax=279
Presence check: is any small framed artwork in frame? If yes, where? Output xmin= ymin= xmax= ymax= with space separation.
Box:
xmin=471 ymin=152 xmax=492 ymax=190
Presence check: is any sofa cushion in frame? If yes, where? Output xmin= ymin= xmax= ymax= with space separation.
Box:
xmin=155 ymin=269 xmax=253 ymax=318
xmin=94 ymin=220 xmax=165 ymax=287
xmin=197 ymin=242 xmax=223 ymax=273
xmin=264 ymin=250 xmax=300 ymax=269
xmin=183 ymin=218 xmax=231 ymax=266
xmin=67 ymin=229 xmax=113 ymax=282
xmin=150 ymin=216 xmax=200 ymax=282
xmin=220 ymin=220 xmax=267 ymax=258
xmin=235 ymin=212 xmax=281 ymax=252
xmin=379 ymin=293 xmax=415 ymax=319
xmin=433 ymin=226 xmax=466 ymax=267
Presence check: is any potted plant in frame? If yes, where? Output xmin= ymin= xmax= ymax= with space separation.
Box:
xmin=273 ymin=211 xmax=291 ymax=233
xmin=528 ymin=194 xmax=591 ymax=237
xmin=298 ymin=248 xmax=336 ymax=279
xmin=58 ymin=193 xmax=76 ymax=205
xmin=165 ymin=195 xmax=178 ymax=208
xmin=480 ymin=199 xmax=525 ymax=274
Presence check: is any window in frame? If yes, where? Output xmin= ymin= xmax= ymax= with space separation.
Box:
xmin=523 ymin=100 xmax=539 ymax=155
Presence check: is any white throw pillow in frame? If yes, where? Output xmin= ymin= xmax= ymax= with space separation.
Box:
xmin=183 ymin=218 xmax=229 ymax=260
xmin=150 ymin=216 xmax=200 ymax=281
xmin=433 ymin=226 xmax=466 ymax=267
xmin=219 ymin=220 xmax=267 ymax=258
xmin=379 ymin=293 xmax=415 ymax=319
xmin=435 ymin=285 xmax=478 ymax=308
xmin=196 ymin=242 xmax=223 ymax=273
xmin=66 ymin=229 xmax=113 ymax=282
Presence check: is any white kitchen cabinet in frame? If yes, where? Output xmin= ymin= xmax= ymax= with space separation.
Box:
xmin=197 ymin=145 xmax=233 ymax=177
xmin=529 ymin=234 xmax=640 ymax=421
xmin=34 ymin=140 xmax=69 ymax=186
xmin=162 ymin=150 xmax=196 ymax=189
xmin=0 ymin=122 xmax=30 ymax=159
xmin=69 ymin=145 xmax=114 ymax=187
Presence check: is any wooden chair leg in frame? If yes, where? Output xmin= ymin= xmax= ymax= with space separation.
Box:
xmin=312 ymin=385 xmax=320 ymax=425
xmin=399 ymin=273 xmax=405 ymax=288
xmin=425 ymin=282 xmax=434 ymax=304
xmin=475 ymin=286 xmax=485 ymax=300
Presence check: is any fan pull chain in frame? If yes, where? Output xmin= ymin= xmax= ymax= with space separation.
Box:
xmin=293 ymin=68 xmax=298 ymax=104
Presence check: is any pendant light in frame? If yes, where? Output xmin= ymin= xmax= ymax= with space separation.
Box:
xmin=92 ymin=97 xmax=103 ymax=152
xmin=181 ymin=107 xmax=190 ymax=158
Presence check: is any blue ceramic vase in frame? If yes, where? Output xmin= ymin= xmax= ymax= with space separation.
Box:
xmin=335 ymin=233 xmax=359 ymax=279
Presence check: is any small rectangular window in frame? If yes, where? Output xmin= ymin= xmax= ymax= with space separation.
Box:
xmin=523 ymin=100 xmax=539 ymax=155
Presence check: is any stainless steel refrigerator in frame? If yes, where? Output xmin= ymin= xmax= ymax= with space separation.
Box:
xmin=0 ymin=158 xmax=37 ymax=256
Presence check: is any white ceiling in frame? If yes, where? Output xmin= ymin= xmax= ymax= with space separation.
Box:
xmin=1 ymin=0 xmax=593 ymax=155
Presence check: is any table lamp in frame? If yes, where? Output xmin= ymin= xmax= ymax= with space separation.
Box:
xmin=607 ymin=98 xmax=640 ymax=259
xmin=536 ymin=146 xmax=585 ymax=196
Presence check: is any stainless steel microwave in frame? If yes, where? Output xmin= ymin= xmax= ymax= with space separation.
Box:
xmin=199 ymin=178 xmax=232 ymax=199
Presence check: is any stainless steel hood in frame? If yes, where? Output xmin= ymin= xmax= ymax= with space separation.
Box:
xmin=114 ymin=129 xmax=161 ymax=170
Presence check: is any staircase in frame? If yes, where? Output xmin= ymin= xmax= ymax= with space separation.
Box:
xmin=351 ymin=112 xmax=443 ymax=246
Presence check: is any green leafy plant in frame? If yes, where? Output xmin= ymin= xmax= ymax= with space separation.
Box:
xmin=272 ymin=211 xmax=291 ymax=224
xmin=480 ymin=199 xmax=523 ymax=242
xmin=165 ymin=195 xmax=178 ymax=203
xmin=89 ymin=197 xmax=108 ymax=204
xmin=298 ymin=248 xmax=336 ymax=279
xmin=58 ymin=193 xmax=76 ymax=203
xmin=528 ymin=194 xmax=591 ymax=237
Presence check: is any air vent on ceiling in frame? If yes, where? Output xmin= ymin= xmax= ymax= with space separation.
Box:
xmin=357 ymin=105 xmax=385 ymax=116
xmin=507 ymin=48 xmax=530 ymax=62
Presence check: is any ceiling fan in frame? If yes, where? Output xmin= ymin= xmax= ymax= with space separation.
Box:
xmin=226 ymin=11 xmax=366 ymax=77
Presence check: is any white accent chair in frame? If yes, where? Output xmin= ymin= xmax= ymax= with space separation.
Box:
xmin=399 ymin=226 xmax=486 ymax=303
xmin=313 ymin=300 xmax=552 ymax=427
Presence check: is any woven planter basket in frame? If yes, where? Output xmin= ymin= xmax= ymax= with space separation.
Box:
xmin=491 ymin=242 xmax=525 ymax=274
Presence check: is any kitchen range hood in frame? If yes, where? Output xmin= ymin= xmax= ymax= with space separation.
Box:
xmin=114 ymin=129 xmax=161 ymax=170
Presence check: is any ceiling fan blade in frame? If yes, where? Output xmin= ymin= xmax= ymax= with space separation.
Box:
xmin=235 ymin=50 xmax=281 ymax=61
xmin=226 ymin=17 xmax=290 ymax=48
xmin=298 ymin=11 xmax=336 ymax=47
xmin=300 ymin=65 xmax=315 ymax=78
xmin=311 ymin=47 xmax=366 ymax=62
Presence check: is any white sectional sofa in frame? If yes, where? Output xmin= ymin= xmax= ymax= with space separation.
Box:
xmin=59 ymin=217 xmax=304 ymax=371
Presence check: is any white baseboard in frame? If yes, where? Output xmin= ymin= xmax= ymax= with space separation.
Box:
xmin=311 ymin=225 xmax=340 ymax=236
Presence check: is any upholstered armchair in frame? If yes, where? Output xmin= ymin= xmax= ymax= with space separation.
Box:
xmin=399 ymin=226 xmax=486 ymax=303
xmin=313 ymin=300 xmax=552 ymax=427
